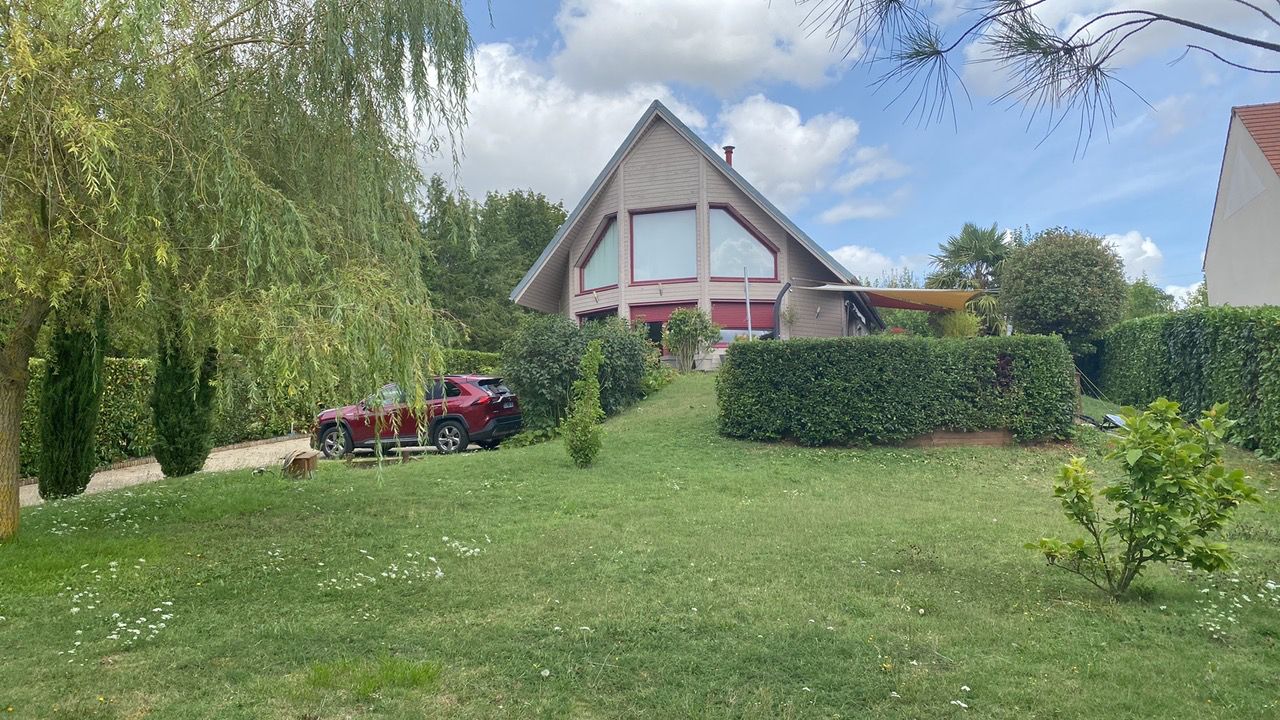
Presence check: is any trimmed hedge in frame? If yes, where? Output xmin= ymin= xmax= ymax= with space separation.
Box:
xmin=717 ymin=335 xmax=1076 ymax=445
xmin=21 ymin=358 xmax=155 ymax=477
xmin=1093 ymin=306 xmax=1280 ymax=456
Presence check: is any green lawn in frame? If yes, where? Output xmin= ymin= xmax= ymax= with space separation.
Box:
xmin=3 ymin=374 xmax=1279 ymax=718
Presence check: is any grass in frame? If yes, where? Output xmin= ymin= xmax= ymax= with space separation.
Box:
xmin=2 ymin=374 xmax=1279 ymax=718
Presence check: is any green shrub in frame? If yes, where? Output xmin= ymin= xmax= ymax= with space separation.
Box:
xmin=152 ymin=330 xmax=219 ymax=477
xmin=20 ymin=357 xmax=156 ymax=477
xmin=583 ymin=317 xmax=652 ymax=415
xmin=502 ymin=315 xmax=585 ymax=430
xmin=501 ymin=315 xmax=657 ymax=430
xmin=564 ymin=340 xmax=604 ymax=468
xmin=1028 ymin=399 xmax=1257 ymax=597
xmin=441 ymin=349 xmax=501 ymax=375
xmin=1000 ymin=228 xmax=1127 ymax=356
xmin=38 ymin=311 xmax=107 ymax=499
xmin=716 ymin=335 xmax=1076 ymax=445
xmin=929 ymin=310 xmax=981 ymax=338
xmin=1093 ymin=306 xmax=1280 ymax=457
xmin=663 ymin=308 xmax=720 ymax=372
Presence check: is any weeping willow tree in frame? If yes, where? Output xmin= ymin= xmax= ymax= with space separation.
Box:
xmin=0 ymin=0 xmax=473 ymax=539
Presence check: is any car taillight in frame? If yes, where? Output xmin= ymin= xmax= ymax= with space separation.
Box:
xmin=474 ymin=395 xmax=491 ymax=406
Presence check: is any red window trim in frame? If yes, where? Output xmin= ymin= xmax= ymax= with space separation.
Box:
xmin=577 ymin=214 xmax=620 ymax=295
xmin=708 ymin=203 xmax=779 ymax=282
xmin=629 ymin=204 xmax=698 ymax=286
xmin=628 ymin=300 xmax=698 ymax=324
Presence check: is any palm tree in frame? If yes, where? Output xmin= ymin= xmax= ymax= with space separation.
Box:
xmin=925 ymin=222 xmax=1012 ymax=334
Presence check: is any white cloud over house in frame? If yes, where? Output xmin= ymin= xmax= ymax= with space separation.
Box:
xmin=551 ymin=0 xmax=843 ymax=94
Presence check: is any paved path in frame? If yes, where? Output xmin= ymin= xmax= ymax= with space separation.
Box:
xmin=20 ymin=437 xmax=313 ymax=507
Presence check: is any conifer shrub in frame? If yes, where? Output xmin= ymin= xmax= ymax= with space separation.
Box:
xmin=564 ymin=340 xmax=604 ymax=468
xmin=37 ymin=309 xmax=107 ymax=499
xmin=152 ymin=329 xmax=219 ymax=478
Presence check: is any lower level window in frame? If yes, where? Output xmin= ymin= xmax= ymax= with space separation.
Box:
xmin=718 ymin=328 xmax=768 ymax=345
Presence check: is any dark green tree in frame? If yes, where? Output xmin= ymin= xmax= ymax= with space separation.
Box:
xmin=37 ymin=306 xmax=107 ymax=499
xmin=1125 ymin=276 xmax=1176 ymax=320
xmin=421 ymin=177 xmax=567 ymax=352
xmin=1001 ymin=228 xmax=1127 ymax=357
xmin=151 ymin=324 xmax=219 ymax=478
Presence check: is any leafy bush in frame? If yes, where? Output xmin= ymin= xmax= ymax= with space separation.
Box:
xmin=717 ymin=335 xmax=1076 ymax=445
xmin=583 ymin=317 xmax=652 ymax=415
xmin=152 ymin=331 xmax=219 ymax=478
xmin=1092 ymin=306 xmax=1280 ymax=457
xmin=1000 ymin=228 xmax=1127 ymax=356
xmin=441 ymin=349 xmax=500 ymax=375
xmin=502 ymin=315 xmax=657 ymax=430
xmin=38 ymin=311 xmax=107 ymax=499
xmin=564 ymin=340 xmax=605 ymax=467
xmin=1028 ymin=400 xmax=1257 ymax=597
xmin=663 ymin=308 xmax=720 ymax=372
xmin=502 ymin=315 xmax=585 ymax=430
xmin=20 ymin=358 xmax=156 ymax=477
xmin=929 ymin=310 xmax=981 ymax=338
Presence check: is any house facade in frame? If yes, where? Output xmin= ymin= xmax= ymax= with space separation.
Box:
xmin=510 ymin=100 xmax=882 ymax=352
xmin=1204 ymin=102 xmax=1280 ymax=307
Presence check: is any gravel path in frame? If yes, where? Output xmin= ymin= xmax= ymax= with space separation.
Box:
xmin=20 ymin=436 xmax=313 ymax=508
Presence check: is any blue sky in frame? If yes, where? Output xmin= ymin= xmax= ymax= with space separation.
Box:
xmin=426 ymin=0 xmax=1278 ymax=301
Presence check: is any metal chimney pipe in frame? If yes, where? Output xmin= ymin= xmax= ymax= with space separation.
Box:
xmin=722 ymin=145 xmax=735 ymax=166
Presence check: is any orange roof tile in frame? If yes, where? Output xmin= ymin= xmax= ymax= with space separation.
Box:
xmin=1235 ymin=102 xmax=1280 ymax=177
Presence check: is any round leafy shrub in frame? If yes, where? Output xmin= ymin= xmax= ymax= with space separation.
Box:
xmin=501 ymin=315 xmax=585 ymax=430
xmin=1000 ymin=228 xmax=1127 ymax=356
xmin=662 ymin=308 xmax=720 ymax=372
xmin=583 ymin=317 xmax=651 ymax=415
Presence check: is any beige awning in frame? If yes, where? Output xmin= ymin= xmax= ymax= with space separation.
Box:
xmin=800 ymin=284 xmax=985 ymax=313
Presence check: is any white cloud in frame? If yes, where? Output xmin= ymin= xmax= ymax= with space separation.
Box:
xmin=1166 ymin=280 xmax=1203 ymax=308
xmin=828 ymin=244 xmax=928 ymax=281
xmin=552 ymin=0 xmax=842 ymax=94
xmin=1105 ymin=230 xmax=1164 ymax=280
xmin=834 ymin=147 xmax=910 ymax=192
xmin=717 ymin=95 xmax=861 ymax=210
xmin=819 ymin=187 xmax=912 ymax=223
xmin=421 ymin=43 xmax=706 ymax=204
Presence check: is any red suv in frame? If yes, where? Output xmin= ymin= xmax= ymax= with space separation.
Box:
xmin=312 ymin=376 xmax=522 ymax=458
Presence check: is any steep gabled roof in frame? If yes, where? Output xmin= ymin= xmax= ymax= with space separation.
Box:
xmin=510 ymin=100 xmax=859 ymax=305
xmin=1235 ymin=102 xmax=1280 ymax=177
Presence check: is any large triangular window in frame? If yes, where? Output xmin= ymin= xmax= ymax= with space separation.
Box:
xmin=580 ymin=217 xmax=619 ymax=291
xmin=710 ymin=206 xmax=777 ymax=280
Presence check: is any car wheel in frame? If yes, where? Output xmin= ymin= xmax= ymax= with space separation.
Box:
xmin=478 ymin=440 xmax=501 ymax=450
xmin=320 ymin=424 xmax=352 ymax=459
xmin=433 ymin=420 xmax=469 ymax=454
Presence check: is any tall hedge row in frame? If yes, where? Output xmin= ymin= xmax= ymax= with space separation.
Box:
xmin=1093 ymin=306 xmax=1280 ymax=456
xmin=20 ymin=358 xmax=155 ymax=478
xmin=717 ymin=335 xmax=1076 ymax=445
xmin=440 ymin=349 xmax=501 ymax=375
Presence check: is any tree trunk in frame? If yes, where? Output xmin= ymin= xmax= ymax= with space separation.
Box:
xmin=0 ymin=297 xmax=51 ymax=541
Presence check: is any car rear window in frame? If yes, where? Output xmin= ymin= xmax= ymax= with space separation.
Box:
xmin=476 ymin=378 xmax=511 ymax=396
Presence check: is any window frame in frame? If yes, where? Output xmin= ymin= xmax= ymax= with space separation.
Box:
xmin=628 ymin=204 xmax=699 ymax=286
xmin=708 ymin=203 xmax=779 ymax=283
xmin=576 ymin=306 xmax=619 ymax=326
xmin=710 ymin=300 xmax=776 ymax=347
xmin=577 ymin=214 xmax=620 ymax=295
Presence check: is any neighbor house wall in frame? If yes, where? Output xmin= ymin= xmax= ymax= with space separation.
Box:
xmin=1205 ymin=114 xmax=1280 ymax=307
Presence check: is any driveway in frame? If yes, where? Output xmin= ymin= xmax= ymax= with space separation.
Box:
xmin=20 ymin=436 xmax=313 ymax=507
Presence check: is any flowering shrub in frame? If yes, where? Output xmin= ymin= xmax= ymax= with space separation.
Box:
xmin=1028 ymin=399 xmax=1257 ymax=598
xmin=564 ymin=340 xmax=604 ymax=468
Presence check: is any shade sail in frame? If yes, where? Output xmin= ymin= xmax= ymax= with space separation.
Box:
xmin=800 ymin=284 xmax=985 ymax=313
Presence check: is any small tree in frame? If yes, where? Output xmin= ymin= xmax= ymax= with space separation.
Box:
xmin=1000 ymin=228 xmax=1127 ymax=357
xmin=1028 ymin=399 xmax=1257 ymax=598
xmin=564 ymin=341 xmax=604 ymax=468
xmin=152 ymin=328 xmax=219 ymax=478
xmin=38 ymin=307 xmax=107 ymax=499
xmin=1124 ymin=276 xmax=1175 ymax=320
xmin=663 ymin=309 xmax=720 ymax=372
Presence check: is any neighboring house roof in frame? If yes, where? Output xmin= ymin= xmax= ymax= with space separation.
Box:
xmin=509 ymin=99 xmax=863 ymax=305
xmin=1235 ymin=102 xmax=1280 ymax=177
xmin=1204 ymin=101 xmax=1280 ymax=271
